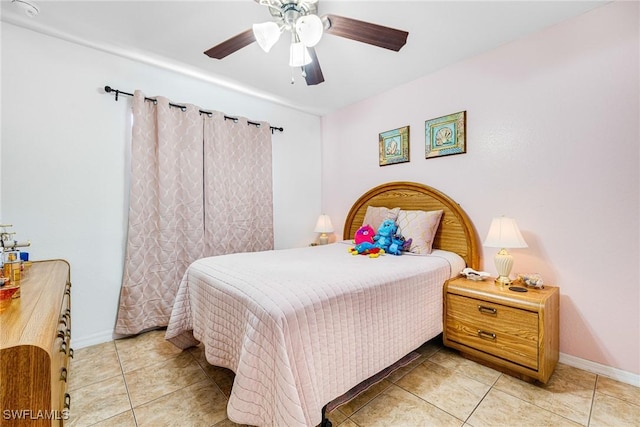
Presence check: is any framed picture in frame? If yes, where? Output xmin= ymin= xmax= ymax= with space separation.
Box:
xmin=425 ymin=111 xmax=466 ymax=159
xmin=379 ymin=125 xmax=409 ymax=166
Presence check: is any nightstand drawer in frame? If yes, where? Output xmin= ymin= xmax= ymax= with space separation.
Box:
xmin=445 ymin=294 xmax=539 ymax=369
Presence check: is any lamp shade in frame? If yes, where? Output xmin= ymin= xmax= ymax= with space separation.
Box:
xmin=295 ymin=14 xmax=323 ymax=47
xmin=253 ymin=21 xmax=281 ymax=52
xmin=314 ymin=214 xmax=334 ymax=233
xmin=289 ymin=41 xmax=312 ymax=66
xmin=483 ymin=217 xmax=528 ymax=249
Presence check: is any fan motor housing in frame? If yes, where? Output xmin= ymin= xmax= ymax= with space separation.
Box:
xmin=272 ymin=1 xmax=318 ymax=25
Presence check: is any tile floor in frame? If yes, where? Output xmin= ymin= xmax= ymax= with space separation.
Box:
xmin=66 ymin=330 xmax=639 ymax=427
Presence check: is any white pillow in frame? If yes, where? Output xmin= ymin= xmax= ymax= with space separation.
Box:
xmin=396 ymin=209 xmax=443 ymax=254
xmin=362 ymin=206 xmax=400 ymax=232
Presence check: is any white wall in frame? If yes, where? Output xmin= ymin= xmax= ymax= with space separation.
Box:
xmin=321 ymin=2 xmax=639 ymax=376
xmin=1 ymin=23 xmax=322 ymax=348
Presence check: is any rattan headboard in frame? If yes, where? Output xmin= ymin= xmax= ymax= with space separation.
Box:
xmin=343 ymin=181 xmax=480 ymax=269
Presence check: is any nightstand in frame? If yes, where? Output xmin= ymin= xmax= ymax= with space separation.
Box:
xmin=443 ymin=276 xmax=559 ymax=383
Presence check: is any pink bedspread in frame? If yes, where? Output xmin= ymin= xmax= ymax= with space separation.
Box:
xmin=166 ymin=243 xmax=460 ymax=426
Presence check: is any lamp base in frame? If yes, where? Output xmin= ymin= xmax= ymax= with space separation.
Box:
xmin=318 ymin=233 xmax=329 ymax=245
xmin=494 ymin=275 xmax=512 ymax=286
xmin=494 ymin=249 xmax=514 ymax=286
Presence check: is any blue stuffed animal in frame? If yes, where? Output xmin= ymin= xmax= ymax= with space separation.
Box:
xmin=387 ymin=234 xmax=406 ymax=256
xmin=386 ymin=234 xmax=413 ymax=255
xmin=374 ymin=219 xmax=397 ymax=252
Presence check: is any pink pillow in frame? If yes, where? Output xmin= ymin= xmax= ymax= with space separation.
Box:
xmin=396 ymin=209 xmax=443 ymax=254
xmin=362 ymin=206 xmax=400 ymax=232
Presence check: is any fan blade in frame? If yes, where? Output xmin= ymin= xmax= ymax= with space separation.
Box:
xmin=324 ymin=14 xmax=408 ymax=52
xmin=204 ymin=28 xmax=256 ymax=59
xmin=303 ymin=48 xmax=325 ymax=86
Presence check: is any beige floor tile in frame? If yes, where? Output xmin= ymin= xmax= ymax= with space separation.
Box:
xmin=326 ymin=406 xmax=348 ymax=426
xmin=125 ymin=351 xmax=209 ymax=407
xmin=415 ymin=338 xmax=444 ymax=357
xmin=71 ymin=340 xmax=116 ymax=362
xmin=115 ymin=329 xmax=183 ymax=373
xmin=90 ymin=410 xmax=137 ymax=427
xmin=350 ymin=384 xmax=463 ymax=427
xmin=68 ymin=331 xmax=625 ymax=427
xmin=337 ymin=420 xmax=359 ymax=427
xmin=190 ymin=344 xmax=236 ymax=398
xmin=187 ymin=343 xmax=206 ymax=360
xmin=212 ymin=418 xmax=252 ymax=427
xmin=386 ymin=352 xmax=431 ymax=383
xmin=396 ymin=359 xmax=490 ymax=420
xmin=69 ymin=341 xmax=122 ymax=391
xmin=589 ymin=392 xmax=640 ymax=426
xmin=384 ymin=339 xmax=445 ymax=383
xmin=334 ymin=378 xmax=392 ymax=417
xmin=428 ymin=348 xmax=501 ymax=386
xmin=596 ymin=376 xmax=640 ymax=406
xmin=493 ymin=363 xmax=595 ymax=425
xmin=65 ymin=375 xmax=132 ymax=427
xmin=467 ymin=388 xmax=582 ymax=427
xmin=134 ymin=379 xmax=228 ymax=427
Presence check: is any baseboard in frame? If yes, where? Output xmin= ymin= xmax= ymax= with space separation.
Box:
xmin=70 ymin=327 xmax=166 ymax=349
xmin=71 ymin=330 xmax=114 ymax=349
xmin=560 ymin=352 xmax=640 ymax=387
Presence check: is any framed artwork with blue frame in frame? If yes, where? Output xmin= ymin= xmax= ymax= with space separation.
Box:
xmin=379 ymin=125 xmax=410 ymax=166
xmin=425 ymin=111 xmax=466 ymax=159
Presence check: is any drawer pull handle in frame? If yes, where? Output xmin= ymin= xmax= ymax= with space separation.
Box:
xmin=478 ymin=305 xmax=497 ymax=315
xmin=60 ymin=341 xmax=67 ymax=354
xmin=64 ymin=393 xmax=71 ymax=410
xmin=57 ymin=331 xmax=66 ymax=340
xmin=478 ymin=330 xmax=496 ymax=340
xmin=69 ymin=348 xmax=74 ymax=359
xmin=60 ymin=367 xmax=68 ymax=382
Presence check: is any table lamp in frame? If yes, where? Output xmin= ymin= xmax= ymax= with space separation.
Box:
xmin=314 ymin=214 xmax=334 ymax=245
xmin=483 ymin=216 xmax=528 ymax=285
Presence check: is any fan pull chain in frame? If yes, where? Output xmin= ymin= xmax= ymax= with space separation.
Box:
xmin=290 ymin=67 xmax=295 ymax=85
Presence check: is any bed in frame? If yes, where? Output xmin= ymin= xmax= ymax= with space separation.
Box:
xmin=165 ymin=181 xmax=479 ymax=427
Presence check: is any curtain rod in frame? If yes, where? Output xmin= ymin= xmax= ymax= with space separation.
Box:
xmin=103 ymin=86 xmax=284 ymax=134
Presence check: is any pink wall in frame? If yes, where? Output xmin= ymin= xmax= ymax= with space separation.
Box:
xmin=321 ymin=2 xmax=639 ymax=375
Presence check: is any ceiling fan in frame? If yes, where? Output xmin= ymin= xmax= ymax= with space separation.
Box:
xmin=203 ymin=0 xmax=409 ymax=85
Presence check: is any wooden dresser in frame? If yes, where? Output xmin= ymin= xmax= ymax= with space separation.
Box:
xmin=443 ymin=276 xmax=559 ymax=383
xmin=1 ymin=260 xmax=72 ymax=426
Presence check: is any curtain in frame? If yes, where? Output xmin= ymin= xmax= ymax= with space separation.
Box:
xmin=115 ymin=91 xmax=273 ymax=335
xmin=203 ymin=114 xmax=274 ymax=255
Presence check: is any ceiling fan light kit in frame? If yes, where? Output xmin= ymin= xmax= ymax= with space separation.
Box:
xmin=253 ymin=0 xmax=323 ymax=55
xmin=253 ymin=21 xmax=282 ymax=52
xmin=295 ymin=14 xmax=323 ymax=47
xmin=289 ymin=41 xmax=312 ymax=67
xmin=204 ymin=0 xmax=409 ymax=85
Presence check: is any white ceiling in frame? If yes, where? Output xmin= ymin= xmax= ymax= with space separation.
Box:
xmin=1 ymin=0 xmax=606 ymax=115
